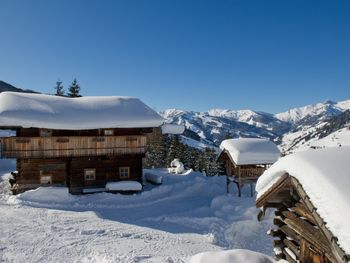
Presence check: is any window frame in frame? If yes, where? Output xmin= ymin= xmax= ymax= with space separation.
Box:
xmin=84 ymin=168 xmax=96 ymax=181
xmin=119 ymin=167 xmax=130 ymax=179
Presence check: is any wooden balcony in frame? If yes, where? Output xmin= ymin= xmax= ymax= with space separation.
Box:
xmin=0 ymin=135 xmax=147 ymax=158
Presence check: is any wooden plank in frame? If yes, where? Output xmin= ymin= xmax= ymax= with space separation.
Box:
xmin=282 ymin=210 xmax=330 ymax=254
xmin=292 ymin=202 xmax=317 ymax=225
xmin=280 ymin=225 xmax=300 ymax=242
xmin=283 ymin=238 xmax=300 ymax=259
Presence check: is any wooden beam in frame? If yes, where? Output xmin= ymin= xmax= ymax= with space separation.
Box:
xmin=280 ymin=225 xmax=300 ymax=242
xmin=283 ymin=238 xmax=300 ymax=259
xmin=292 ymin=202 xmax=317 ymax=225
xmin=282 ymin=211 xmax=330 ymax=254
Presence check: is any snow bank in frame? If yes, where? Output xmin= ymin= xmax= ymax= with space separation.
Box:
xmin=256 ymin=147 xmax=350 ymax=254
xmin=0 ymin=92 xmax=164 ymax=129
xmin=161 ymin=123 xmax=185 ymax=134
xmin=189 ymin=249 xmax=277 ymax=263
xmin=144 ymin=172 xmax=163 ymax=184
xmin=220 ymin=138 xmax=280 ymax=165
xmin=18 ymin=187 xmax=75 ymax=203
xmin=105 ymin=181 xmax=142 ymax=191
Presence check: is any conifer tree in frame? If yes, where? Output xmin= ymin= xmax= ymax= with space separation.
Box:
xmin=54 ymin=80 xmax=65 ymax=96
xmin=68 ymin=78 xmax=82 ymax=97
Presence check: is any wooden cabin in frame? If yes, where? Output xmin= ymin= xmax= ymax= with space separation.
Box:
xmin=0 ymin=92 xmax=164 ymax=194
xmin=256 ymin=147 xmax=350 ymax=263
xmin=218 ymin=138 xmax=280 ymax=196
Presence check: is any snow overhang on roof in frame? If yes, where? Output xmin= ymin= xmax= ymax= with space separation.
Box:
xmin=219 ymin=138 xmax=280 ymax=165
xmin=161 ymin=123 xmax=185 ymax=135
xmin=0 ymin=92 xmax=164 ymax=130
xmin=256 ymin=147 xmax=350 ymax=255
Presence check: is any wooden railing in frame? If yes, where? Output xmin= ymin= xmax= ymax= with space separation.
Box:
xmin=238 ymin=167 xmax=266 ymax=178
xmin=0 ymin=135 xmax=147 ymax=158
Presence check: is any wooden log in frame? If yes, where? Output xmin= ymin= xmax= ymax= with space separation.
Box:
xmin=283 ymin=238 xmax=300 ymax=259
xmin=284 ymin=247 xmax=297 ymax=263
xmin=282 ymin=210 xmax=330 ymax=254
xmin=292 ymin=202 xmax=317 ymax=225
xmin=280 ymin=225 xmax=300 ymax=242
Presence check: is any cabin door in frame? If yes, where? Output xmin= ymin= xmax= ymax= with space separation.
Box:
xmin=300 ymin=239 xmax=332 ymax=263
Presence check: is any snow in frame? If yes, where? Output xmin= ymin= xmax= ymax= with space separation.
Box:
xmin=169 ymin=159 xmax=185 ymax=174
xmin=189 ymin=249 xmax=277 ymax=263
xmin=256 ymin=147 xmax=350 ymax=254
xmin=220 ymin=138 xmax=280 ymax=165
xmin=0 ymin=92 xmax=164 ymax=129
xmin=161 ymin=123 xmax=185 ymax=134
xmin=105 ymin=181 xmax=142 ymax=191
xmin=144 ymin=172 xmax=163 ymax=184
xmin=0 ymin=166 xmax=275 ymax=262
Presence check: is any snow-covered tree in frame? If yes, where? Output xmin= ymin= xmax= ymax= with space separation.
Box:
xmin=68 ymin=78 xmax=82 ymax=97
xmin=54 ymin=80 xmax=65 ymax=96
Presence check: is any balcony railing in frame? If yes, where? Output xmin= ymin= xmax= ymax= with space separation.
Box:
xmin=0 ymin=135 xmax=147 ymax=158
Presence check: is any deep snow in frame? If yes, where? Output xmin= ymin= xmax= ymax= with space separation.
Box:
xmin=0 ymin=92 xmax=163 ymax=129
xmin=0 ymin=165 xmax=275 ymax=263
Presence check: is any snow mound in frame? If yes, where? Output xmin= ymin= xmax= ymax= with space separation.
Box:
xmin=161 ymin=123 xmax=185 ymax=134
xmin=0 ymin=92 xmax=164 ymax=129
xmin=144 ymin=172 xmax=163 ymax=184
xmin=18 ymin=187 xmax=75 ymax=203
xmin=189 ymin=249 xmax=277 ymax=263
xmin=105 ymin=181 xmax=142 ymax=191
xmin=256 ymin=147 xmax=350 ymax=254
xmin=220 ymin=138 xmax=280 ymax=165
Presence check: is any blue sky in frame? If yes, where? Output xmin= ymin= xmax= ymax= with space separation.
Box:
xmin=0 ymin=0 xmax=349 ymax=113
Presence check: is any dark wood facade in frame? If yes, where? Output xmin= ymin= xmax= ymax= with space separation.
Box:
xmin=1 ymin=127 xmax=154 ymax=194
xmin=218 ymin=150 xmax=267 ymax=197
xmin=256 ymin=174 xmax=349 ymax=263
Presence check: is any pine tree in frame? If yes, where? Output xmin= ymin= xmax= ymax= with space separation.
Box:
xmin=54 ymin=80 xmax=65 ymax=96
xmin=68 ymin=78 xmax=82 ymax=97
xmin=144 ymin=129 xmax=167 ymax=168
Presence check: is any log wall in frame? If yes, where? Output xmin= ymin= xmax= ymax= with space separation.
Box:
xmin=13 ymin=156 xmax=143 ymax=194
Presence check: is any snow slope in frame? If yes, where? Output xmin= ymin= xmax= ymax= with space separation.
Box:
xmin=0 ymin=92 xmax=164 ymax=129
xmin=0 ymin=167 xmax=274 ymax=263
xmin=256 ymin=147 xmax=350 ymax=255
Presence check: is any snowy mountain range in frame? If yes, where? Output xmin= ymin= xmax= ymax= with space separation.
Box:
xmin=160 ymin=100 xmax=350 ymax=152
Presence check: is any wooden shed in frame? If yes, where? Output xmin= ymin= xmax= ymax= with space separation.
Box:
xmin=217 ymin=138 xmax=280 ymax=196
xmin=0 ymin=92 xmax=164 ymax=194
xmin=256 ymin=147 xmax=350 ymax=263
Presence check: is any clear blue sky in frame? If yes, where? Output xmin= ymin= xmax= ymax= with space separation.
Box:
xmin=0 ymin=0 xmax=349 ymax=113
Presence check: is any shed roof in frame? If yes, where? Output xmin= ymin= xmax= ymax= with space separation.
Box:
xmin=0 ymin=92 xmax=164 ymax=130
xmin=219 ymin=138 xmax=280 ymax=165
xmin=256 ymin=147 xmax=350 ymax=255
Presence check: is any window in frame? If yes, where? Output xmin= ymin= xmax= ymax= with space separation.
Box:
xmin=40 ymin=129 xmax=52 ymax=137
xmin=119 ymin=167 xmax=130 ymax=179
xmin=84 ymin=169 xmax=96 ymax=181
xmin=40 ymin=175 xmax=52 ymax=184
xmin=104 ymin=129 xmax=114 ymax=136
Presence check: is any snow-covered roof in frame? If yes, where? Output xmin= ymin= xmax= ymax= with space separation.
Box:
xmin=219 ymin=138 xmax=280 ymax=165
xmin=256 ymin=147 xmax=350 ymax=254
xmin=0 ymin=92 xmax=164 ymax=130
xmin=161 ymin=123 xmax=185 ymax=134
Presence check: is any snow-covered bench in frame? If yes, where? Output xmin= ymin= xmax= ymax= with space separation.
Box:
xmin=144 ymin=172 xmax=163 ymax=185
xmin=105 ymin=181 xmax=142 ymax=193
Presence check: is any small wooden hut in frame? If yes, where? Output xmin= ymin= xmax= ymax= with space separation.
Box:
xmin=218 ymin=138 xmax=280 ymax=196
xmin=256 ymin=147 xmax=350 ymax=263
xmin=0 ymin=92 xmax=164 ymax=194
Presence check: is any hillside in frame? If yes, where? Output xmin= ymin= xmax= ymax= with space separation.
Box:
xmin=0 ymin=80 xmax=37 ymax=94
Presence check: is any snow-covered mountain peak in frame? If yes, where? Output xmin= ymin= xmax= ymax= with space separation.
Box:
xmin=275 ymin=100 xmax=350 ymax=124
